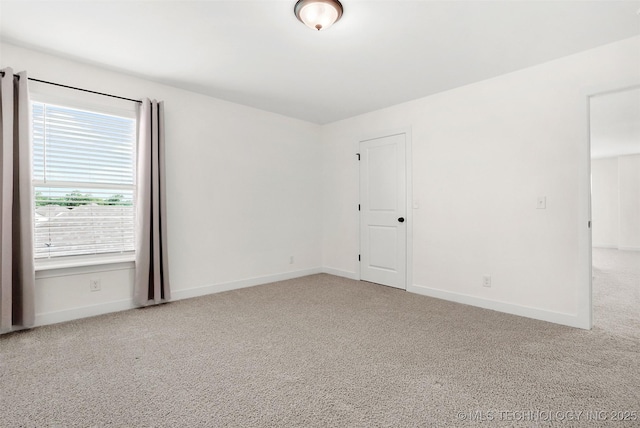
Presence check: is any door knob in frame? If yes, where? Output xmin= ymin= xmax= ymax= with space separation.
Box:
xmin=398 ymin=217 xmax=405 ymax=223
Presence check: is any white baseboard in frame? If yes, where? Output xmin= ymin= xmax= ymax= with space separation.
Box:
xmin=407 ymin=284 xmax=588 ymax=329
xmin=592 ymin=244 xmax=619 ymax=249
xmin=171 ymin=267 xmax=323 ymax=301
xmin=32 ymin=267 xmax=592 ymax=331
xmin=593 ymin=245 xmax=640 ymax=252
xmin=321 ymin=267 xmax=359 ymax=280
xmin=35 ymin=299 xmax=136 ymax=327
xmin=33 ymin=267 xmax=323 ymax=328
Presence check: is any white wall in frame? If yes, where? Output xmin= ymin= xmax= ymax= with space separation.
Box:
xmin=592 ymin=155 xmax=640 ymax=251
xmin=619 ymin=155 xmax=640 ymax=250
xmin=591 ymin=158 xmax=620 ymax=248
xmin=1 ymin=43 xmax=323 ymax=326
xmin=3 ymin=36 xmax=639 ymax=330
xmin=321 ymin=36 xmax=640 ymax=328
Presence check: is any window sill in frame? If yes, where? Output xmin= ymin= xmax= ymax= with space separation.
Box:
xmin=35 ymin=254 xmax=136 ymax=272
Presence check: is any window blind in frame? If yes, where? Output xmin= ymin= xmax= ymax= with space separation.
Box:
xmin=32 ymin=102 xmax=136 ymax=259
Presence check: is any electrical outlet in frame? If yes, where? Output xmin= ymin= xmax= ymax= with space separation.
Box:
xmin=289 ymin=256 xmax=294 ymax=264
xmin=482 ymin=275 xmax=492 ymax=288
xmin=89 ymin=278 xmax=101 ymax=292
xmin=537 ymin=196 xmax=546 ymax=209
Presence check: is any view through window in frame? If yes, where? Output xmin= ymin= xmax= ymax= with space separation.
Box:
xmin=32 ymin=102 xmax=136 ymax=259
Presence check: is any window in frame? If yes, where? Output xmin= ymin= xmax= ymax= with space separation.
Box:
xmin=32 ymin=101 xmax=137 ymax=261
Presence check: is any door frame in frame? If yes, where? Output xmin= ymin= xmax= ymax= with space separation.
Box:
xmin=581 ymin=81 xmax=640 ymax=330
xmin=357 ymin=128 xmax=413 ymax=290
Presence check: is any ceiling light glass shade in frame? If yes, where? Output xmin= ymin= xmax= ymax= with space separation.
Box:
xmin=294 ymin=0 xmax=343 ymax=31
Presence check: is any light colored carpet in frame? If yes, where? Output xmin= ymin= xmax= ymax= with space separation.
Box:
xmin=1 ymin=249 xmax=638 ymax=427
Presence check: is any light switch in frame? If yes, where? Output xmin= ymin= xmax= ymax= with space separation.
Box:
xmin=537 ymin=196 xmax=546 ymax=209
xmin=413 ymin=200 xmax=420 ymax=209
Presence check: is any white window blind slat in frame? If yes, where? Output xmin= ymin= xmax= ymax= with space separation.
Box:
xmin=32 ymin=102 xmax=137 ymax=260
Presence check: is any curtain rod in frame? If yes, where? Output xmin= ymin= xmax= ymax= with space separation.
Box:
xmin=0 ymin=71 xmax=142 ymax=104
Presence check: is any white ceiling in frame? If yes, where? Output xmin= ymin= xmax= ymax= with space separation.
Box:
xmin=591 ymin=87 xmax=640 ymax=159
xmin=1 ymin=0 xmax=639 ymax=124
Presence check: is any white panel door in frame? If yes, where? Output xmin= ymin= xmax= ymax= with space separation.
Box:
xmin=360 ymin=133 xmax=407 ymax=289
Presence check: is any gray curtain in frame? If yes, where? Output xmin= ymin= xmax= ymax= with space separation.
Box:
xmin=134 ymin=99 xmax=170 ymax=306
xmin=0 ymin=68 xmax=35 ymax=333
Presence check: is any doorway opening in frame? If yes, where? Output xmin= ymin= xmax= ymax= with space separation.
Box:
xmin=589 ymin=86 xmax=640 ymax=334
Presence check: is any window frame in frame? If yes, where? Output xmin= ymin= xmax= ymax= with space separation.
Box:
xmin=29 ymin=86 xmax=139 ymax=271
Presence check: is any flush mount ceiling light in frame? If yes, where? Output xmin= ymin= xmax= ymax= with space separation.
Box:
xmin=294 ymin=0 xmax=343 ymax=31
